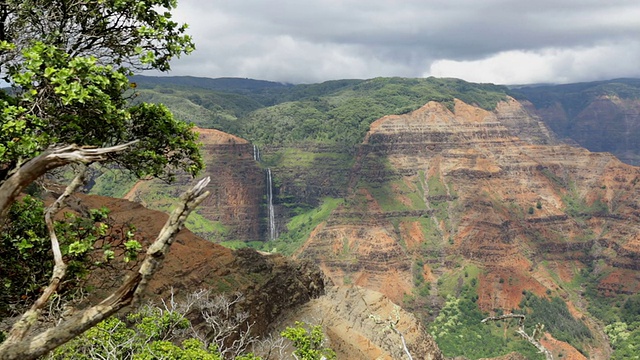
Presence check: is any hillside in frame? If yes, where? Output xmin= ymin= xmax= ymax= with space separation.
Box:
xmin=296 ymin=97 xmax=640 ymax=358
xmin=43 ymin=193 xmax=446 ymax=359
xmin=514 ymin=78 xmax=640 ymax=165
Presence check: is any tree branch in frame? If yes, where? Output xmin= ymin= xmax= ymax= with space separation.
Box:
xmin=370 ymin=306 xmax=413 ymax=360
xmin=482 ymin=314 xmax=553 ymax=360
xmin=0 ymin=141 xmax=138 ymax=222
xmin=2 ymin=166 xmax=87 ymax=343
xmin=0 ymin=176 xmax=210 ymax=360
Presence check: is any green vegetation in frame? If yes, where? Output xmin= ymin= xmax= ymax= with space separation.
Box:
xmin=184 ymin=213 xmax=229 ymax=240
xmin=428 ymin=275 xmax=543 ymax=359
xmin=562 ymin=188 xmax=609 ymax=219
xmin=0 ymin=197 xmax=141 ymax=317
xmin=281 ymin=321 xmax=336 ymax=360
xmin=133 ymin=84 xmax=263 ymax=134
xmin=0 ymin=0 xmax=207 ymax=356
xmin=49 ymin=298 xmax=335 ymax=360
xmin=241 ymin=77 xmax=508 ymax=147
xmin=88 ymin=168 xmax=139 ymax=198
xmin=580 ymin=265 xmax=640 ymax=359
xmin=519 ymin=291 xmax=591 ymax=351
xmin=258 ymin=197 xmax=342 ymax=255
xmin=136 ymin=76 xmax=510 ymax=149
xmin=427 ymin=173 xmax=447 ymax=197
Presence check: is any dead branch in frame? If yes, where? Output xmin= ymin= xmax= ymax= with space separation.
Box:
xmin=187 ymin=290 xmax=256 ymax=359
xmin=482 ymin=313 xmax=553 ymax=360
xmin=370 ymin=306 xmax=413 ymax=360
xmin=2 ymin=166 xmax=87 ymax=343
xmin=0 ymin=176 xmax=210 ymax=360
xmin=0 ymin=141 xmax=138 ymax=221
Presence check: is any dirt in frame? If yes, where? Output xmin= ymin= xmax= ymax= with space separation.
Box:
xmin=64 ymin=193 xmax=326 ymax=337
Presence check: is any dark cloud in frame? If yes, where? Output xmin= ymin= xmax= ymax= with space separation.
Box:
xmin=161 ymin=0 xmax=640 ymax=84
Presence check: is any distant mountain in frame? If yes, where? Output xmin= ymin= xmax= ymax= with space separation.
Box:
xmin=130 ymin=75 xmax=292 ymax=92
xmin=514 ymin=78 xmax=640 ymax=165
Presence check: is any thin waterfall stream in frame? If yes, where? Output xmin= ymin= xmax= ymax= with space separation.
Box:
xmin=253 ymin=144 xmax=260 ymax=162
xmin=266 ymin=168 xmax=276 ymax=240
xmin=255 ymin=144 xmax=275 ymax=240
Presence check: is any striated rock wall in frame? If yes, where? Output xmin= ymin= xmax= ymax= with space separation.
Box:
xmin=296 ymin=96 xmax=640 ymax=358
xmin=126 ymin=127 xmax=267 ymax=242
xmin=196 ymin=128 xmax=265 ymax=241
xmin=525 ymin=91 xmax=640 ymax=166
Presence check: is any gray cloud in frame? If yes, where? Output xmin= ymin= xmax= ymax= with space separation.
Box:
xmin=161 ymin=0 xmax=640 ymax=84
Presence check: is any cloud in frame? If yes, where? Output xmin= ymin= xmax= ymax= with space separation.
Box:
xmin=161 ymin=0 xmax=640 ymax=84
xmin=426 ymin=41 xmax=640 ymax=84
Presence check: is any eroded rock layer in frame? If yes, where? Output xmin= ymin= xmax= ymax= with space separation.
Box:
xmin=126 ymin=127 xmax=266 ymax=242
xmin=297 ymin=97 xmax=640 ymax=359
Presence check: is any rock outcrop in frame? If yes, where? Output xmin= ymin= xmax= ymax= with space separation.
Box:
xmin=296 ymin=97 xmax=640 ymax=358
xmin=73 ymin=194 xmax=325 ymax=336
xmin=276 ymin=285 xmax=445 ymax=360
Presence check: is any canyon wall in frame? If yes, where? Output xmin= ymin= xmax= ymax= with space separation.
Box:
xmin=125 ymin=127 xmax=267 ymax=242
xmin=295 ymin=97 xmax=640 ymax=358
xmin=516 ymin=79 xmax=640 ymax=166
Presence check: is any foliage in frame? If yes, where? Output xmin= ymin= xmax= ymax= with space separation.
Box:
xmin=0 ymin=1 xmax=210 ymax=357
xmin=48 ymin=306 xmax=223 ymax=360
xmin=0 ymin=0 xmax=203 ymax=186
xmin=131 ymin=84 xmax=263 ymax=133
xmin=258 ymin=197 xmax=341 ymax=255
xmin=0 ymin=195 xmax=49 ymax=315
xmin=427 ymin=278 xmax=543 ymax=360
xmin=0 ymin=195 xmax=142 ymax=317
xmin=519 ymin=291 xmax=591 ymax=349
xmin=605 ymin=321 xmax=640 ymax=360
xmin=47 ymin=295 xmax=337 ymax=360
xmin=581 ymin=267 xmax=640 ymax=359
xmin=240 ymin=77 xmax=509 ymax=147
xmin=0 ymin=0 xmax=194 ymax=72
xmin=280 ymin=322 xmax=336 ymax=360
xmin=562 ymin=190 xmax=609 ymax=219
xmin=88 ymin=166 xmax=139 ymax=198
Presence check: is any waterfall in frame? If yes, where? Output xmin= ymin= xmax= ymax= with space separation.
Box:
xmin=253 ymin=145 xmax=260 ymax=162
xmin=266 ymin=168 xmax=276 ymax=240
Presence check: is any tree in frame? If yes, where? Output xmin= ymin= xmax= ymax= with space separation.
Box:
xmin=0 ymin=0 xmax=202 ymax=214
xmin=49 ymin=290 xmax=260 ymax=360
xmin=482 ymin=313 xmax=553 ymax=360
xmin=0 ymin=1 xmax=208 ymax=359
xmin=280 ymin=322 xmax=336 ymax=360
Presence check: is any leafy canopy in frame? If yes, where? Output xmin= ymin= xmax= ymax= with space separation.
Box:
xmin=0 ymin=0 xmax=202 ymax=183
xmin=0 ymin=0 xmax=202 ymax=331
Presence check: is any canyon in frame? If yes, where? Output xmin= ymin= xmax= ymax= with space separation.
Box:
xmin=84 ymin=77 xmax=640 ymax=359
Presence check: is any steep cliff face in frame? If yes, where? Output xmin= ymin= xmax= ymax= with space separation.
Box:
xmin=278 ymin=285 xmax=445 ymax=360
xmin=126 ymin=127 xmax=267 ymax=242
xmin=296 ymin=97 xmax=640 ymax=358
xmin=516 ymin=79 xmax=640 ymax=166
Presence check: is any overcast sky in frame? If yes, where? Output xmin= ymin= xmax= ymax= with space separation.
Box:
xmin=163 ymin=0 xmax=640 ymax=85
